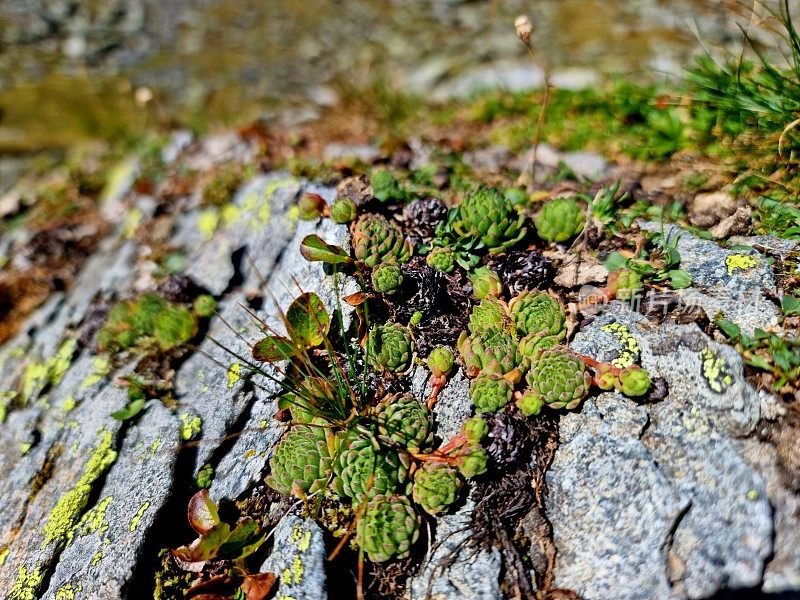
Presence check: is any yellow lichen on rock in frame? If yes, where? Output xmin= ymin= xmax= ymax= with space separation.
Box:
xmin=700 ymin=346 xmax=734 ymax=393
xmin=130 ymin=501 xmax=151 ymax=531
xmin=8 ymin=565 xmax=45 ymax=600
xmin=725 ymin=253 xmax=759 ymax=275
xmin=42 ymin=430 xmax=118 ymax=549
xmin=601 ymin=322 xmax=640 ymax=368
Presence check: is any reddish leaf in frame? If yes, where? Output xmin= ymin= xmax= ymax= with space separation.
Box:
xmin=299 ymin=234 xmax=352 ymax=265
xmin=241 ymin=572 xmax=277 ymax=600
xmin=187 ymin=490 xmax=221 ymax=534
xmin=342 ymin=292 xmax=368 ymax=306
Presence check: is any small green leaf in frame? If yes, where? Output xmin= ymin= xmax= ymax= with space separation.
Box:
xmin=218 ymin=518 xmax=266 ymax=560
xmin=781 ymin=295 xmax=800 ymax=316
xmin=110 ymin=398 xmax=146 ymax=421
xmin=716 ymin=318 xmax=742 ymax=341
xmin=603 ymin=252 xmax=629 ymax=271
xmin=252 ymin=335 xmax=297 ymax=362
xmin=746 ymin=355 xmax=772 ymax=371
xmin=668 ymin=269 xmax=692 ymax=289
xmin=299 ymin=234 xmax=352 ymax=265
xmin=286 ymin=292 xmax=330 ymax=348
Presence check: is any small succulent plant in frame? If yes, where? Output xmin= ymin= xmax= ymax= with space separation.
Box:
xmin=457 ymin=327 xmax=523 ymax=380
xmin=298 ymin=192 xmax=327 ymax=220
xmin=371 ymin=169 xmax=405 ymax=203
xmin=469 ymin=374 xmax=513 ymax=413
xmin=427 ymin=346 xmax=455 ymax=378
xmin=372 ymin=264 xmax=404 ymax=294
xmin=97 ymin=293 xmax=199 ymax=354
xmin=608 ymin=269 xmax=643 ymax=300
xmin=521 ymin=346 xmax=591 ymax=413
xmin=509 ymin=291 xmax=566 ymax=356
xmin=357 ymin=495 xmax=419 ymax=562
xmin=455 ymin=444 xmax=488 ymax=478
xmin=375 ymin=394 xmax=433 ymax=451
xmin=468 ymin=297 xmax=510 ymax=335
xmin=452 ymin=188 xmax=527 ymax=253
xmin=469 ymin=266 xmax=503 ymax=300
xmin=412 ymin=462 xmax=462 ymax=515
xmin=463 ymin=416 xmax=489 ymax=443
xmin=367 ymin=322 xmax=414 ymax=373
xmin=615 ymin=365 xmax=652 ymax=396
xmin=192 ymin=294 xmax=217 ymax=317
xmin=266 ymin=425 xmax=334 ymax=497
xmin=353 ymin=215 xmax=412 ymax=267
xmin=333 ymin=434 xmax=410 ymax=500
xmin=153 ymin=305 xmax=196 ymax=350
xmin=426 ymin=246 xmax=456 ymax=273
xmin=534 ymin=197 xmax=585 ymax=243
xmin=330 ymin=197 xmax=357 ymax=224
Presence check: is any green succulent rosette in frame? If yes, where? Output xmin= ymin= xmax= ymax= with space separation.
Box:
xmin=534 ymin=197 xmax=585 ymax=243
xmin=469 ymin=374 xmax=513 ymax=414
xmin=615 ymin=366 xmax=651 ymax=396
xmin=457 ymin=326 xmax=524 ymax=380
xmin=353 ymin=215 xmax=412 ymax=268
xmin=367 ymin=322 xmax=414 ymax=373
xmin=468 ymin=297 xmax=510 ymax=335
xmin=266 ymin=425 xmax=334 ymax=497
xmin=375 ymin=393 xmax=433 ymax=451
xmin=452 ymin=188 xmax=526 ymax=253
xmin=524 ymin=346 xmax=591 ymax=410
xmin=427 ymin=346 xmax=455 ymax=378
xmin=509 ymin=291 xmax=566 ymax=339
xmin=370 ymin=169 xmax=404 ymax=203
xmin=462 ymin=416 xmax=489 ymax=443
xmin=332 ymin=434 xmax=410 ymax=501
xmin=456 ymin=444 xmax=488 ymax=478
xmin=469 ymin=266 xmax=503 ymax=300
xmin=356 ymin=494 xmax=420 ymax=562
xmin=426 ymin=246 xmax=456 ymax=273
xmin=412 ymin=462 xmax=462 ymax=515
xmin=371 ymin=264 xmax=404 ymax=294
xmin=330 ymin=197 xmax=358 ymax=224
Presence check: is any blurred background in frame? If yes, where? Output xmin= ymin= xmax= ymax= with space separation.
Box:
xmin=0 ymin=0 xmax=792 ymax=159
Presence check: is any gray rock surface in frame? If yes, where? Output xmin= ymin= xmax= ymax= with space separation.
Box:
xmin=544 ymin=304 xmax=784 ymax=599
xmin=260 ymin=512 xmax=327 ymax=600
xmin=409 ymin=499 xmax=503 ymax=600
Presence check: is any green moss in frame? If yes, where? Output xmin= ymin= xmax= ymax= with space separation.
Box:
xmin=42 ymin=430 xmax=118 ymax=548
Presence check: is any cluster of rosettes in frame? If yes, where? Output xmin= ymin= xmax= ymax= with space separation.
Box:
xmin=265 ymin=391 xmax=485 ymax=563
